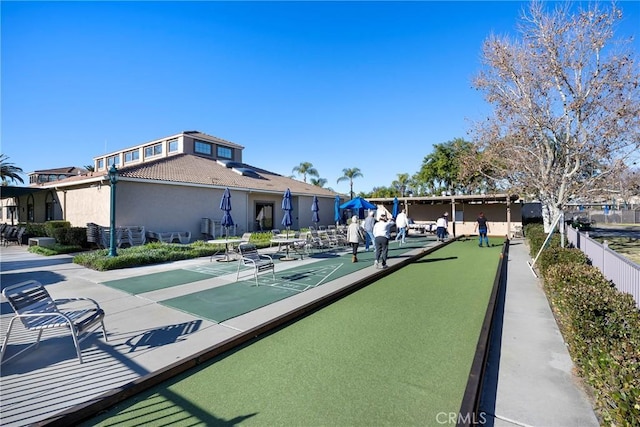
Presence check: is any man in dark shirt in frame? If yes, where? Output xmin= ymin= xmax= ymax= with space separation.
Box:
xmin=474 ymin=212 xmax=490 ymax=247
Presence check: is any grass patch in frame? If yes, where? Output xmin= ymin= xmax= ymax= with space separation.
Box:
xmin=72 ymin=239 xmax=272 ymax=271
xmin=28 ymin=244 xmax=84 ymax=256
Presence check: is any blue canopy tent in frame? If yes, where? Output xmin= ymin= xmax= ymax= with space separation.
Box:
xmin=340 ymin=197 xmax=377 ymax=219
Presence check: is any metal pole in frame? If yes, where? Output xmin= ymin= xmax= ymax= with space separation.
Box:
xmin=108 ymin=165 xmax=118 ymax=257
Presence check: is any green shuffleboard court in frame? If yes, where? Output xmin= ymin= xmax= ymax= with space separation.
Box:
xmin=101 ymin=269 xmax=217 ymax=294
xmin=88 ymin=239 xmax=501 ymax=426
xmin=160 ymin=236 xmax=433 ymax=322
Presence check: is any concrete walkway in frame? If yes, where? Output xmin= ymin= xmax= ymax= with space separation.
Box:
xmin=0 ymin=238 xmax=598 ymax=426
xmin=479 ymin=240 xmax=599 ymax=427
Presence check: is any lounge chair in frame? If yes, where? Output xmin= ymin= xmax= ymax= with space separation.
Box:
xmin=236 ymin=243 xmax=275 ymax=286
xmin=1 ymin=280 xmax=108 ymax=364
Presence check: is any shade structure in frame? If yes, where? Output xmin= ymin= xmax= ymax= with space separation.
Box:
xmin=311 ymin=195 xmax=320 ymax=225
xmin=392 ymin=197 xmax=399 ymax=218
xmin=220 ymin=188 xmax=234 ymax=236
xmin=334 ymin=195 xmax=341 ymax=225
xmin=339 ymin=196 xmax=377 ymax=211
xmin=281 ymin=188 xmax=293 ymax=237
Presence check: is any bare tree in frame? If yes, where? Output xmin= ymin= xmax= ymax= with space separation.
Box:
xmin=467 ymin=1 xmax=640 ymax=230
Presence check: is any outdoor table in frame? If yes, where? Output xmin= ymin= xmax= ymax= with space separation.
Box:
xmin=270 ymin=238 xmax=307 ymax=261
xmin=207 ymin=238 xmax=246 ymax=262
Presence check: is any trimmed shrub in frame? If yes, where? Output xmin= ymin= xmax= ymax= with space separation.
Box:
xmin=538 ymin=246 xmax=590 ymax=279
xmin=73 ymin=242 xmax=221 ymax=271
xmin=545 ymin=263 xmax=640 ymax=425
xmin=525 ymin=223 xmax=562 ymax=256
xmin=44 ymin=221 xmax=70 ymax=238
xmin=53 ymin=227 xmax=88 ymax=247
xmin=24 ymin=222 xmax=47 ymax=237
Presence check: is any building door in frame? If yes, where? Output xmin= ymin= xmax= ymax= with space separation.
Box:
xmin=255 ymin=203 xmax=274 ymax=231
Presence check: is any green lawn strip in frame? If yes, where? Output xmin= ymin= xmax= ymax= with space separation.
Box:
xmin=90 ymin=239 xmax=499 ymax=426
xmin=101 ymin=270 xmax=216 ymax=294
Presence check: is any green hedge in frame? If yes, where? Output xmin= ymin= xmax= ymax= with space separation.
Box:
xmin=44 ymin=220 xmax=70 ymax=237
xmin=529 ymin=223 xmax=640 ymax=425
xmin=73 ymin=241 xmax=222 ymax=271
xmin=538 ymin=246 xmax=590 ymax=278
xmin=524 ymin=223 xmax=562 ymax=255
xmin=24 ymin=222 xmax=47 ymax=237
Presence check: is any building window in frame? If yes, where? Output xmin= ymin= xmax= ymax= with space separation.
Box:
xmin=97 ymin=159 xmax=104 ymax=170
xmin=144 ymin=143 xmax=163 ymax=157
xmin=217 ymin=146 xmax=233 ymax=159
xmin=168 ymin=139 xmax=179 ymax=153
xmin=124 ymin=149 xmax=140 ymax=163
xmin=107 ymin=155 xmax=120 ymax=167
xmin=194 ymin=140 xmax=212 ymax=156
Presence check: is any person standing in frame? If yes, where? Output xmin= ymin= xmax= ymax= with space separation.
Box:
xmin=373 ymin=212 xmax=394 ymax=269
xmin=347 ymin=215 xmax=365 ymax=262
xmin=394 ymin=208 xmax=409 ymax=245
xmin=474 ymin=211 xmax=490 ymax=247
xmin=436 ymin=212 xmax=449 ymax=242
xmin=363 ymin=210 xmax=376 ymax=252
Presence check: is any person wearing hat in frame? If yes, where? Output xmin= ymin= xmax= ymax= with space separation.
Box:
xmin=436 ymin=212 xmax=449 ymax=242
xmin=363 ymin=210 xmax=376 ymax=252
xmin=346 ymin=215 xmax=366 ymax=262
xmin=372 ymin=212 xmax=394 ymax=269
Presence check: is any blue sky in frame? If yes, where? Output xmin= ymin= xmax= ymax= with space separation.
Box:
xmin=2 ymin=1 xmax=639 ymax=195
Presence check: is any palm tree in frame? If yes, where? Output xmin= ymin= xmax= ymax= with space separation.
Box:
xmin=391 ymin=173 xmax=411 ymax=197
xmin=0 ymin=154 xmax=24 ymax=185
xmin=337 ymin=167 xmax=363 ymax=200
xmin=292 ymin=162 xmax=319 ymax=183
xmin=84 ymin=164 xmax=95 ymax=172
xmin=310 ymin=177 xmax=328 ymax=187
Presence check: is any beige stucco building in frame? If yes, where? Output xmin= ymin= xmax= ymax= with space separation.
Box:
xmin=2 ymin=130 xmax=525 ymax=241
xmin=2 ymin=131 xmax=340 ymax=240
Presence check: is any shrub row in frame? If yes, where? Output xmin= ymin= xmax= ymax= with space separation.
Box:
xmin=24 ymin=221 xmax=89 ymax=247
xmin=526 ymin=224 xmax=640 ymax=426
xmin=73 ymin=241 xmax=222 ymax=271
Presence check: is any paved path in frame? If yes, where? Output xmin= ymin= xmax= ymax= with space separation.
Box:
xmin=0 ymin=238 xmax=598 ymax=426
xmin=479 ymin=240 xmax=598 ymax=427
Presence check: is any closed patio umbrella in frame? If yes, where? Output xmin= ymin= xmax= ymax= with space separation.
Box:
xmin=281 ymin=188 xmax=293 ymax=238
xmin=334 ymin=195 xmax=341 ymax=226
xmin=392 ymin=197 xmax=399 ymax=219
xmin=220 ymin=188 xmax=234 ymax=238
xmin=311 ymin=195 xmax=320 ymax=227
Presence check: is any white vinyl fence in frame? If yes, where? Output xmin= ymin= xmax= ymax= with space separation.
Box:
xmin=567 ymin=226 xmax=640 ymax=309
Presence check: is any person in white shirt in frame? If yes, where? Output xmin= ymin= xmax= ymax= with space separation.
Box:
xmin=436 ymin=212 xmax=449 ymax=242
xmin=373 ymin=213 xmax=394 ymax=269
xmin=394 ymin=209 xmax=409 ymax=245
